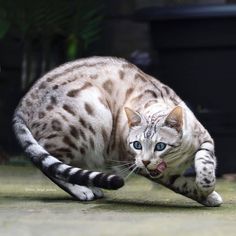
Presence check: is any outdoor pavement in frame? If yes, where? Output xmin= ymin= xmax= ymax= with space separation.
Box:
xmin=0 ymin=165 xmax=236 ymax=236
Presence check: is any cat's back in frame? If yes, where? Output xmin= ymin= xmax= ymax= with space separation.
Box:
xmin=34 ymin=56 xmax=136 ymax=87
xmin=22 ymin=56 xmax=140 ymax=101
xmin=17 ymin=56 xmax=152 ymax=115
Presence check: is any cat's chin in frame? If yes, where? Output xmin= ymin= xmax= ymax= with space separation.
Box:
xmin=148 ymin=170 xmax=162 ymax=178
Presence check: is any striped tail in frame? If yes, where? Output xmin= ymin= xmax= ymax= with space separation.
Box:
xmin=12 ymin=112 xmax=124 ymax=190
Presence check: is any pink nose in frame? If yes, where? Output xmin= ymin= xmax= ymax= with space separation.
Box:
xmin=142 ymin=160 xmax=151 ymax=167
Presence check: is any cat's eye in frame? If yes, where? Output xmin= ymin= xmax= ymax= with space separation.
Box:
xmin=154 ymin=142 xmax=166 ymax=151
xmin=133 ymin=141 xmax=142 ymax=150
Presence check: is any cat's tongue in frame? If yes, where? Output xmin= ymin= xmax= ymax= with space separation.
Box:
xmin=149 ymin=161 xmax=167 ymax=177
xmin=156 ymin=161 xmax=167 ymax=173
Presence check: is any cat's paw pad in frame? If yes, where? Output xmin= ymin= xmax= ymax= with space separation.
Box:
xmin=201 ymin=191 xmax=223 ymax=207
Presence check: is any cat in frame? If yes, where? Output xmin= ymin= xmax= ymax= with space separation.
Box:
xmin=13 ymin=56 xmax=222 ymax=206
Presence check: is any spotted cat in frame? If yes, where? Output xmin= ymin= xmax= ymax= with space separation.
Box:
xmin=13 ymin=56 xmax=222 ymax=206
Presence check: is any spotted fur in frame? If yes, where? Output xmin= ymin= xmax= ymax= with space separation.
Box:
xmin=13 ymin=56 xmax=222 ymax=206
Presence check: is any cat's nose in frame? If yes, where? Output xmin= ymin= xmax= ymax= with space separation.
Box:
xmin=142 ymin=160 xmax=151 ymax=167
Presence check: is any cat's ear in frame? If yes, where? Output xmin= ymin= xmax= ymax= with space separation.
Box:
xmin=124 ymin=107 xmax=142 ymax=128
xmin=164 ymin=106 xmax=183 ymax=132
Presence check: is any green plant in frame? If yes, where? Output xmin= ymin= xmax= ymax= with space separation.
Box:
xmin=0 ymin=0 xmax=103 ymax=55
xmin=0 ymin=0 xmax=104 ymax=88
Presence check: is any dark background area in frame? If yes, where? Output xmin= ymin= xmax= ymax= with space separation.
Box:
xmin=1 ymin=0 xmax=236 ymax=175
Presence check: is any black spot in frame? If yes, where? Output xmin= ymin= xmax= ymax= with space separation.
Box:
xmin=50 ymin=96 xmax=57 ymax=105
xmin=38 ymin=112 xmax=45 ymax=119
xmin=84 ymin=103 xmax=94 ymax=116
xmin=70 ymin=125 xmax=79 ymax=139
xmin=41 ymin=123 xmax=47 ymax=131
xmin=79 ymin=129 xmax=87 ymax=141
xmin=169 ymin=175 xmax=180 ymax=185
xmin=52 ymin=85 xmax=59 ymax=90
xmin=46 ymin=134 xmax=58 ymax=139
xmin=63 ymin=104 xmax=76 ymax=116
xmin=63 ymin=136 xmax=78 ymax=150
xmin=203 ymin=178 xmax=211 ymax=184
xmin=67 ymin=89 xmax=80 ymax=97
xmin=51 ymin=119 xmax=62 ymax=131
xmin=39 ymin=82 xmax=47 ymax=90
xmin=79 ymin=118 xmax=87 ymax=128
xmin=46 ymin=105 xmax=54 ymax=111
xmin=80 ymin=147 xmax=86 ymax=155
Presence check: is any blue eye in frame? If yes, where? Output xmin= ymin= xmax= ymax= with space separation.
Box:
xmin=133 ymin=141 xmax=142 ymax=150
xmin=154 ymin=142 xmax=166 ymax=151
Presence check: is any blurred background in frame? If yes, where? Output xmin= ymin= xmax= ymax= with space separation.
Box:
xmin=0 ymin=0 xmax=236 ymax=176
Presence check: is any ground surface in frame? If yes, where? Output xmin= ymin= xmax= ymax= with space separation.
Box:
xmin=0 ymin=165 xmax=236 ymax=236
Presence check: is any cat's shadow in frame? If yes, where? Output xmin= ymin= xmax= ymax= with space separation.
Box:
xmin=92 ymin=198 xmax=205 ymax=211
xmin=1 ymin=195 xmax=206 ymax=211
xmin=42 ymin=196 xmax=206 ymax=211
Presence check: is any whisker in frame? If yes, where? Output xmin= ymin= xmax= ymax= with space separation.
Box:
xmin=116 ymin=163 xmax=136 ymax=176
xmin=106 ymin=162 xmax=133 ymax=169
xmin=107 ymin=160 xmax=131 ymax=163
xmin=144 ymin=168 xmax=149 ymax=175
xmin=118 ymin=165 xmax=134 ymax=175
xmin=112 ymin=163 xmax=133 ymax=168
xmin=124 ymin=165 xmax=138 ymax=180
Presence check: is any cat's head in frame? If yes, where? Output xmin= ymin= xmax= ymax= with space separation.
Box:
xmin=125 ymin=106 xmax=184 ymax=178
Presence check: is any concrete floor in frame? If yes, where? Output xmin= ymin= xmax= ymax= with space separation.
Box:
xmin=0 ymin=165 xmax=236 ymax=236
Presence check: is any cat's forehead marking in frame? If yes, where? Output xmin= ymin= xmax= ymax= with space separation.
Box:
xmin=143 ymin=125 xmax=157 ymax=139
xmin=150 ymin=112 xmax=167 ymax=124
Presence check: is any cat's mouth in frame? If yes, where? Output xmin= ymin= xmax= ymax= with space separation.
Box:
xmin=147 ymin=161 xmax=167 ymax=177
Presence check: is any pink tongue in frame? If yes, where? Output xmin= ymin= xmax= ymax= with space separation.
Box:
xmin=156 ymin=161 xmax=167 ymax=173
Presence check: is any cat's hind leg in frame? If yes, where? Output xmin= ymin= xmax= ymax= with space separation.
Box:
xmin=49 ymin=175 xmax=104 ymax=201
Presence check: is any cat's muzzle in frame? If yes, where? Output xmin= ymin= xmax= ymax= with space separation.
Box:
xmin=147 ymin=160 xmax=167 ymax=178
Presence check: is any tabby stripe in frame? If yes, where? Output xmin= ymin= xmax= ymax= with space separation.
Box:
xmin=47 ymin=162 xmax=65 ymax=177
xmin=144 ymin=89 xmax=158 ymax=98
xmin=93 ymin=173 xmax=109 ymax=188
xmin=33 ymin=153 xmax=50 ymax=167
xmin=44 ymin=61 xmax=106 ymax=83
xmin=202 ymin=160 xmax=215 ymax=165
xmin=197 ymin=148 xmax=214 ymax=157
xmin=149 ymin=80 xmax=164 ymax=99
xmin=134 ymin=73 xmax=146 ymax=82
xmin=23 ymin=141 xmax=34 ymax=149
xmin=68 ymin=170 xmax=124 ymax=190
xmin=41 ymin=155 xmax=60 ymax=167
xmin=68 ymin=170 xmax=91 ymax=186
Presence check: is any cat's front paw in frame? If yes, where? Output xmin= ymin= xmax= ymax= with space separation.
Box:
xmin=201 ymin=191 xmax=223 ymax=207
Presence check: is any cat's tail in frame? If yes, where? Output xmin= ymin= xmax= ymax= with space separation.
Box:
xmin=12 ymin=112 xmax=124 ymax=190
